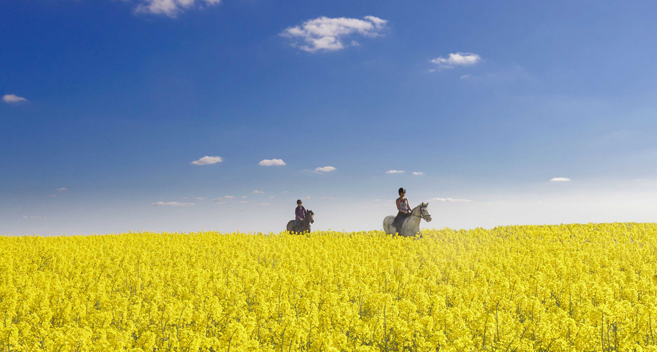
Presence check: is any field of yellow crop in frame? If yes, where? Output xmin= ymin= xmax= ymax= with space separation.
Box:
xmin=2 ymin=223 xmax=657 ymax=351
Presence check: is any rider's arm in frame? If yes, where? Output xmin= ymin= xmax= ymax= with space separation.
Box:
xmin=396 ymin=198 xmax=402 ymax=212
xmin=405 ymin=199 xmax=411 ymax=213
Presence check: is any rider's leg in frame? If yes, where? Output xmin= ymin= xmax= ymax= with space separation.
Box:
xmin=391 ymin=212 xmax=403 ymax=229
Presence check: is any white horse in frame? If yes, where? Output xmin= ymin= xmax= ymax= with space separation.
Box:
xmin=383 ymin=203 xmax=432 ymax=237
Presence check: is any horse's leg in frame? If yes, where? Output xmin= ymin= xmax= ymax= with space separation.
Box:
xmin=401 ymin=215 xmax=421 ymax=237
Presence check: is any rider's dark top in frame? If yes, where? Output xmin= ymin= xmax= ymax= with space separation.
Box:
xmin=295 ymin=206 xmax=306 ymax=221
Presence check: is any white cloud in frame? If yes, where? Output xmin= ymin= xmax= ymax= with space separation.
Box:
xmin=57 ymin=188 xmax=68 ymax=191
xmin=23 ymin=215 xmax=46 ymax=220
xmin=239 ymin=200 xmax=248 ymax=204
xmin=257 ymin=203 xmax=270 ymax=207
xmin=429 ymin=197 xmax=472 ymax=202
xmin=2 ymin=94 xmax=28 ymax=104
xmin=412 ymin=172 xmax=424 ymax=176
xmin=152 ymin=201 xmax=195 ymax=207
xmin=134 ymin=0 xmax=221 ymax=18
xmin=550 ymin=177 xmax=571 ymax=182
xmin=431 ymin=52 xmax=481 ymax=70
xmin=259 ymin=159 xmax=286 ymax=166
xmin=191 ymin=156 xmax=223 ymax=165
xmin=281 ymin=16 xmax=387 ymax=52
xmin=212 ymin=196 xmax=234 ymax=203
xmin=252 ymin=190 xmax=264 ymax=194
xmin=315 ymin=166 xmax=336 ymax=173
xmin=386 ymin=170 xmax=404 ymax=174
xmin=460 ymin=75 xmax=470 ymax=79
xmin=193 ymin=197 xmax=207 ymax=200
xmin=258 ymin=159 xmax=287 ymax=166
xmin=304 ymin=196 xmax=311 ymax=200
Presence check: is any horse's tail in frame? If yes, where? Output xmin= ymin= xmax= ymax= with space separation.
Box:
xmin=383 ymin=216 xmax=395 ymax=235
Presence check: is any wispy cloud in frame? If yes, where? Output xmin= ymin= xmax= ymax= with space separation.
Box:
xmin=57 ymin=188 xmax=68 ymax=192
xmin=2 ymin=94 xmax=28 ymax=104
xmin=193 ymin=197 xmax=207 ymax=200
xmin=259 ymin=159 xmax=286 ymax=166
xmin=281 ymin=16 xmax=387 ymax=52
xmin=252 ymin=190 xmax=264 ymax=194
xmin=134 ymin=0 xmax=221 ymax=18
xmin=412 ymin=172 xmax=424 ymax=176
xmin=213 ymin=196 xmax=235 ymax=202
xmin=191 ymin=156 xmax=223 ymax=165
xmin=431 ymin=52 xmax=481 ymax=70
xmin=257 ymin=203 xmax=270 ymax=207
xmin=550 ymin=177 xmax=571 ymax=182
xmin=386 ymin=170 xmax=404 ymax=174
xmin=152 ymin=201 xmax=195 ymax=207
xmin=23 ymin=215 xmax=46 ymax=220
xmin=429 ymin=197 xmax=472 ymax=202
xmin=315 ymin=166 xmax=336 ymax=173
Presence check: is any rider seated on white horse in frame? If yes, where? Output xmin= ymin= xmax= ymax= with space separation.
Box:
xmin=391 ymin=187 xmax=411 ymax=230
xmin=294 ymin=199 xmax=306 ymax=228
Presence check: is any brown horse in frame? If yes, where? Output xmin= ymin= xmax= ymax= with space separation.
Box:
xmin=286 ymin=210 xmax=314 ymax=234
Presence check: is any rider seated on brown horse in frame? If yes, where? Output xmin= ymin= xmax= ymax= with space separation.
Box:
xmin=391 ymin=187 xmax=411 ymax=231
xmin=286 ymin=199 xmax=314 ymax=234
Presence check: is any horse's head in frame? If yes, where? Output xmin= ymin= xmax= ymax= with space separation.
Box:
xmin=307 ymin=210 xmax=315 ymax=224
xmin=415 ymin=202 xmax=432 ymax=222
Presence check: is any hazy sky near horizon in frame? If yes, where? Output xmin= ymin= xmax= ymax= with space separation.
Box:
xmin=2 ymin=0 xmax=657 ymax=235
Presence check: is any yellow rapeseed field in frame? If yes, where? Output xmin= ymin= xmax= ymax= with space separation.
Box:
xmin=2 ymin=223 xmax=657 ymax=351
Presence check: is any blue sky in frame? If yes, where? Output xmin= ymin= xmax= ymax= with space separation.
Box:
xmin=2 ymin=0 xmax=657 ymax=235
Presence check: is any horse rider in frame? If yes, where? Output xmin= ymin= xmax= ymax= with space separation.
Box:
xmin=294 ymin=199 xmax=306 ymax=229
xmin=391 ymin=187 xmax=411 ymax=231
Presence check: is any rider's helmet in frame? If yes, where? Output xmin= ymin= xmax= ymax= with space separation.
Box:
xmin=297 ymin=199 xmax=302 ymax=204
xmin=398 ymin=187 xmax=406 ymax=195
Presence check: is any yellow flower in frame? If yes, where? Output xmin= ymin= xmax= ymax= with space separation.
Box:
xmin=1 ymin=223 xmax=657 ymax=350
